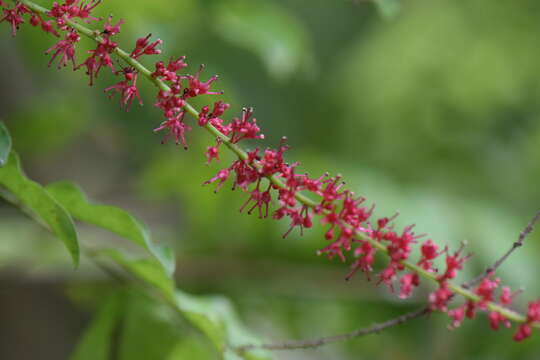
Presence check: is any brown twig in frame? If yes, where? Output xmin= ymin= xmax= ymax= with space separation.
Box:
xmin=238 ymin=307 xmax=430 ymax=352
xmin=239 ymin=211 xmax=540 ymax=352
xmin=463 ymin=210 xmax=540 ymax=289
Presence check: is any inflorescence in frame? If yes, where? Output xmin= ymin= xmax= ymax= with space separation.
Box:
xmin=2 ymin=0 xmax=539 ymax=342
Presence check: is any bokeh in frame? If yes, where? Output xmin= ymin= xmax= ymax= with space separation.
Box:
xmin=1 ymin=0 xmax=540 ymax=359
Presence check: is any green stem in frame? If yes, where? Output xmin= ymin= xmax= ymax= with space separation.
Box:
xmin=16 ymin=0 xmax=533 ymax=326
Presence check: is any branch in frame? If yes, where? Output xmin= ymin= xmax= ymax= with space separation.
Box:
xmin=464 ymin=210 xmax=540 ymax=289
xmin=14 ymin=0 xmax=535 ymax=327
xmin=238 ymin=307 xmax=430 ymax=352
xmin=240 ymin=210 xmax=539 ymax=352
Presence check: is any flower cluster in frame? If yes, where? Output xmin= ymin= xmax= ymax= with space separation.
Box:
xmin=2 ymin=0 xmax=539 ymax=342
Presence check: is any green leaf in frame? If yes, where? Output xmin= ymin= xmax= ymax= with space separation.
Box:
xmin=99 ymin=250 xmax=271 ymax=360
xmin=119 ymin=291 xmax=182 ymax=360
xmin=174 ymin=290 xmax=227 ymax=352
xmin=175 ymin=291 xmax=272 ymax=360
xmin=0 ymin=121 xmax=11 ymax=167
xmin=70 ymin=291 xmax=125 ymax=360
xmin=0 ymin=152 xmax=79 ymax=265
xmin=212 ymin=0 xmax=315 ymax=81
xmin=99 ymin=249 xmax=175 ymax=299
xmin=166 ymin=336 xmax=218 ymax=360
xmin=46 ymin=181 xmax=174 ymax=275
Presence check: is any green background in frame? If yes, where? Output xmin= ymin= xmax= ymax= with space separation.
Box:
xmin=1 ymin=0 xmax=540 ymax=358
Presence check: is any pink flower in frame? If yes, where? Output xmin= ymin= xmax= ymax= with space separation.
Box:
xmin=448 ymin=306 xmax=465 ymax=329
xmin=78 ymin=37 xmax=118 ymax=84
xmin=399 ymin=272 xmax=419 ymax=299
xmin=513 ymin=324 xmax=532 ymax=342
xmin=488 ymin=311 xmax=510 ymax=330
xmin=418 ymin=239 xmax=439 ymax=271
xmin=438 ymin=244 xmax=470 ymax=282
xmin=46 ymin=29 xmax=80 ymax=69
xmin=183 ymin=65 xmax=223 ymax=97
xmin=104 ymin=67 xmax=143 ymax=110
xmin=130 ymin=34 xmax=162 ymax=59
xmin=1 ymin=3 xmax=30 ymax=36
xmin=204 ymin=169 xmax=231 ymax=193
xmin=474 ymin=276 xmax=500 ymax=307
xmin=239 ymin=180 xmax=272 ymax=218
xmin=102 ymin=16 xmax=124 ymax=36
xmin=429 ymin=282 xmax=453 ymax=311
xmin=230 ymin=107 xmax=264 ymax=143
xmin=205 ymin=145 xmax=220 ymax=164
xmin=153 ymin=111 xmax=192 ymax=149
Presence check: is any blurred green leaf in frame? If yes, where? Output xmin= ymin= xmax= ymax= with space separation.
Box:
xmin=174 ymin=290 xmax=227 ymax=352
xmin=0 ymin=121 xmax=11 ymax=167
xmin=119 ymin=291 xmax=182 ymax=360
xmin=99 ymin=249 xmax=175 ymax=299
xmin=373 ymin=0 xmax=402 ymax=19
xmin=175 ymin=291 xmax=271 ymax=360
xmin=167 ymin=335 xmax=218 ymax=360
xmin=70 ymin=291 xmax=125 ymax=360
xmin=212 ymin=0 xmax=314 ymax=81
xmin=98 ymin=248 xmax=270 ymax=360
xmin=46 ymin=181 xmax=175 ymax=275
xmin=0 ymin=152 xmax=79 ymax=265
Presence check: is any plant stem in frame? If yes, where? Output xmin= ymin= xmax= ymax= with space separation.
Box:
xmin=15 ymin=0 xmax=533 ymax=326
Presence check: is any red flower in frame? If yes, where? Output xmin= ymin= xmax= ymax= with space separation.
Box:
xmin=1 ymin=3 xmax=30 ymax=36
xmin=153 ymin=111 xmax=192 ymax=149
xmin=399 ymin=272 xmax=420 ymax=299
xmin=46 ymin=29 xmax=80 ymax=69
xmin=183 ymin=65 xmax=223 ymax=97
xmin=429 ymin=282 xmax=453 ymax=311
xmin=130 ymin=34 xmax=162 ymax=59
xmin=104 ymin=67 xmax=143 ymax=111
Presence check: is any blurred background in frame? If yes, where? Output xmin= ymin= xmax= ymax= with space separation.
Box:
xmin=1 ymin=0 xmax=540 ymax=359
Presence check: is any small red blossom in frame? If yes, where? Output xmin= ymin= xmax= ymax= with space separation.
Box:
xmin=1 ymin=3 xmax=30 ymax=36
xmin=378 ymin=266 xmax=397 ymax=291
xmin=29 ymin=14 xmax=60 ymax=37
xmin=48 ymin=0 xmax=101 ymax=23
xmin=46 ymin=29 xmax=80 ymax=69
xmin=513 ymin=300 xmax=540 ymax=340
xmin=154 ymin=86 xmax=186 ymax=121
xmin=489 ymin=311 xmax=511 ymax=330
xmin=345 ymin=241 xmax=376 ymax=280
xmin=230 ymin=159 xmax=259 ymax=191
xmin=78 ymin=37 xmax=118 ymax=84
xmin=205 ymin=139 xmax=222 ymax=164
xmin=130 ymin=33 xmax=162 ymax=59
xmin=104 ymin=67 xmax=143 ymax=110
xmin=438 ymin=244 xmax=470 ymax=282
xmin=399 ymin=272 xmax=420 ymax=299
xmin=281 ymin=205 xmax=312 ymax=238
xmin=500 ymin=286 xmax=516 ymax=305
xmin=429 ymin=282 xmax=453 ymax=311
xmin=102 ymin=16 xmax=124 ymax=36
xmin=230 ymin=107 xmax=264 ymax=143
xmin=204 ymin=168 xmax=231 ymax=193
xmin=418 ymin=239 xmax=439 ymax=271
xmin=152 ymin=56 xmax=187 ymax=82
xmin=448 ymin=306 xmax=465 ymax=329
xmin=474 ymin=276 xmax=500 ymax=308
xmin=465 ymin=299 xmax=476 ymax=319
xmin=153 ymin=111 xmax=191 ymax=149
xmin=183 ymin=65 xmax=222 ymax=97
xmin=239 ymin=180 xmax=272 ymax=218
xmin=514 ymin=324 xmax=532 ymax=342
xmin=77 ymin=0 xmax=101 ymax=22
